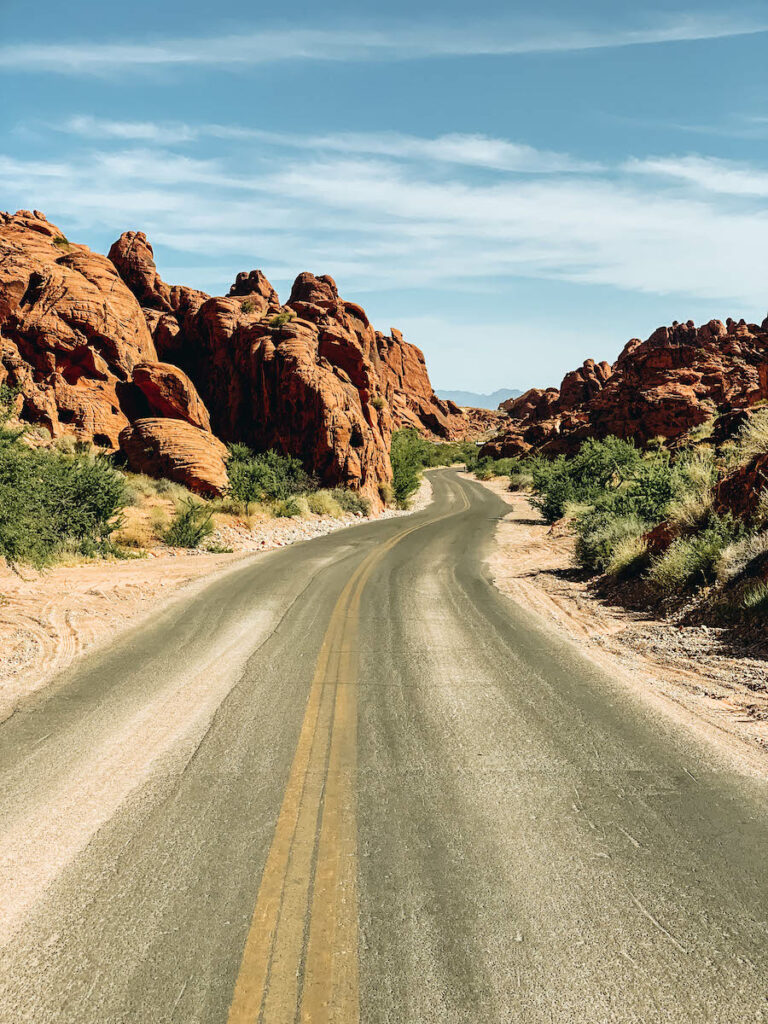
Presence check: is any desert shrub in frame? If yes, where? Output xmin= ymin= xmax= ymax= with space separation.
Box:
xmin=52 ymin=235 xmax=69 ymax=248
xmin=569 ymin=436 xmax=642 ymax=489
xmin=268 ymin=310 xmax=296 ymax=328
xmin=124 ymin=472 xmax=191 ymax=505
xmin=0 ymin=438 xmax=127 ymax=566
xmin=327 ymin=487 xmax=370 ymax=516
xmin=240 ymin=299 xmax=256 ymax=314
xmin=648 ymin=514 xmax=743 ymax=592
xmin=716 ymin=531 xmax=768 ymax=583
xmin=162 ymin=500 xmax=214 ymax=548
xmin=371 ymin=395 xmax=386 ymax=411
xmin=741 ymin=581 xmax=768 ymax=616
xmin=378 ymin=481 xmax=395 ymax=506
xmin=530 ymin=457 xmax=575 ymax=522
xmin=606 ymin=533 xmax=650 ymax=580
xmin=507 ymin=471 xmax=533 ymax=492
xmin=273 ymin=497 xmax=303 ymax=518
xmin=575 ymin=512 xmax=649 ymax=574
xmin=390 ymin=429 xmax=430 ymax=507
xmin=307 ymin=490 xmax=344 ymax=518
xmin=474 ymin=456 xmax=519 ymax=480
xmin=227 ymin=445 xmax=312 ymax=503
xmin=731 ymin=409 xmax=768 ymax=465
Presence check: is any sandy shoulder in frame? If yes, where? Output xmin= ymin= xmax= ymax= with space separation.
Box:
xmin=468 ymin=474 xmax=768 ymax=764
xmin=0 ymin=475 xmax=433 ymax=723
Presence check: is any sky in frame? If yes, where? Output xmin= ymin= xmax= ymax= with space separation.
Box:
xmin=1 ymin=1 xmax=767 ymax=392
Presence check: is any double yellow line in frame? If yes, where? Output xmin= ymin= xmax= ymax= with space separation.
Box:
xmin=227 ymin=483 xmax=469 ymax=1023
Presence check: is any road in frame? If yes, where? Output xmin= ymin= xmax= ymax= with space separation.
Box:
xmin=0 ymin=468 xmax=767 ymax=1023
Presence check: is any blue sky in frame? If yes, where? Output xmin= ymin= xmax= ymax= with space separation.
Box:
xmin=1 ymin=1 xmax=767 ymax=391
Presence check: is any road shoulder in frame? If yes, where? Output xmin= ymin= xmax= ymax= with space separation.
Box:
xmin=468 ymin=474 xmax=768 ymax=770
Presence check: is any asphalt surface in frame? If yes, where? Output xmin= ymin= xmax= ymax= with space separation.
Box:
xmin=1 ymin=468 xmax=767 ymax=1023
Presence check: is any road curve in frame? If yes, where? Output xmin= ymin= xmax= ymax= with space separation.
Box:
xmin=0 ymin=469 xmax=767 ymax=1022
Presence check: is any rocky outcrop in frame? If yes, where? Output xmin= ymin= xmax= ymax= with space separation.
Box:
xmin=119 ymin=418 xmax=228 ymax=496
xmin=0 ymin=211 xmax=220 ymax=493
xmin=713 ymin=453 xmax=768 ymax=523
xmin=482 ymin=318 xmax=768 ymax=459
xmin=0 ymin=210 xmax=155 ymax=448
xmin=374 ymin=328 xmax=461 ymax=438
xmin=110 ymin=236 xmax=467 ymax=508
xmin=2 ymin=211 xmax=469 ymax=507
xmin=131 ymin=361 xmax=211 ymax=431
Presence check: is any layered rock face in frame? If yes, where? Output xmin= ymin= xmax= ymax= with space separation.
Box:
xmin=482 ymin=319 xmax=768 ymax=459
xmin=1 ymin=211 xmax=463 ymax=507
xmin=110 ymin=234 xmax=465 ymax=508
xmin=0 ymin=212 xmax=229 ymax=494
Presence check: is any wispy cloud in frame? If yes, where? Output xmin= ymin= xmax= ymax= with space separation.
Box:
xmin=2 ymin=133 xmax=766 ymax=307
xmin=57 ymin=118 xmax=600 ymax=174
xmin=1 ymin=14 xmax=766 ymax=74
xmin=626 ymin=155 xmax=768 ymax=197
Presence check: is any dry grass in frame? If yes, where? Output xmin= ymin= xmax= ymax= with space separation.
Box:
xmin=307 ymin=490 xmax=344 ymax=518
xmin=112 ymin=504 xmax=170 ymax=549
xmin=730 ymin=408 xmax=768 ymax=466
xmin=606 ymin=534 xmax=649 ymax=579
xmin=716 ymin=531 xmax=768 ymax=583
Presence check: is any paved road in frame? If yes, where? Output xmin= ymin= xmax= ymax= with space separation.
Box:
xmin=1 ymin=469 xmax=767 ymax=1023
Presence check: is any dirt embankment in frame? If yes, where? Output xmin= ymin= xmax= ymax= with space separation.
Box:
xmin=471 ymin=476 xmax=768 ymax=758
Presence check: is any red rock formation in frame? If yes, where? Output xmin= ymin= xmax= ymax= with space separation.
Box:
xmin=119 ymin=418 xmax=228 ymax=496
xmin=375 ymin=328 xmax=461 ymax=438
xmin=712 ymin=452 xmax=768 ymax=523
xmin=482 ymin=317 xmax=768 ymax=459
xmin=131 ymin=362 xmax=211 ymax=431
xmin=1 ymin=210 xmax=155 ymax=448
xmin=110 ymin=235 xmax=467 ymax=507
xmin=452 ymin=406 xmax=508 ymax=440
xmin=1 ymin=211 xmax=469 ymax=506
xmin=0 ymin=211 xmax=220 ymax=494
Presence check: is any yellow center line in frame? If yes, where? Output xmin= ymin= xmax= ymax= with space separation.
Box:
xmin=227 ymin=481 xmax=471 ymax=1023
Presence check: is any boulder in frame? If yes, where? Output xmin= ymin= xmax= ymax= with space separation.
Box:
xmin=118 ymin=418 xmax=228 ymax=496
xmin=131 ymin=361 xmax=211 ymax=431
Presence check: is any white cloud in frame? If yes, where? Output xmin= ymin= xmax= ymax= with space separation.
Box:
xmin=1 ymin=133 xmax=766 ymax=308
xmin=56 ymin=118 xmax=599 ymax=174
xmin=1 ymin=15 xmax=766 ymax=74
xmin=625 ymin=154 xmax=768 ymax=197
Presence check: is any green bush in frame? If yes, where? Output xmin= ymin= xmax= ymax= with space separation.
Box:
xmin=273 ymin=497 xmax=302 ymax=518
xmin=370 ymin=395 xmax=386 ymax=411
xmin=575 ymin=512 xmax=649 ymax=574
xmin=530 ymin=457 xmax=575 ymax=522
xmin=390 ymin=428 xmax=429 ymax=508
xmin=0 ymin=436 xmax=127 ymax=566
xmin=327 ymin=487 xmax=371 ymax=516
xmin=162 ymin=500 xmax=214 ymax=548
xmin=606 ymin=533 xmax=650 ymax=580
xmin=240 ymin=299 xmax=256 ymax=314
xmin=268 ymin=310 xmax=296 ymax=328
xmin=227 ymin=445 xmax=312 ymax=503
xmin=742 ymin=581 xmax=768 ymax=617
xmin=307 ymin=490 xmax=344 ymax=518
xmin=716 ymin=531 xmax=768 ymax=583
xmin=474 ymin=456 xmax=520 ymax=480
xmin=507 ymin=471 xmax=533 ymax=492
xmin=648 ymin=515 xmax=743 ymax=592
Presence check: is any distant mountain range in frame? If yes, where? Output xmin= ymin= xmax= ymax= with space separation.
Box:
xmin=437 ymin=388 xmax=522 ymax=410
